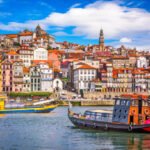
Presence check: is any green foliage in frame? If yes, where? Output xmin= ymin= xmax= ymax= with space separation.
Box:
xmin=62 ymin=77 xmax=69 ymax=82
xmin=8 ymin=92 xmax=52 ymax=97
xmin=13 ymin=42 xmax=21 ymax=47
xmin=47 ymin=45 xmax=52 ymax=50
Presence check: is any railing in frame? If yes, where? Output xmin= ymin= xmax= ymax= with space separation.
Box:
xmin=85 ymin=114 xmax=113 ymax=122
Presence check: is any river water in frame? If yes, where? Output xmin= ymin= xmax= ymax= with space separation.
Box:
xmin=0 ymin=106 xmax=150 ymax=150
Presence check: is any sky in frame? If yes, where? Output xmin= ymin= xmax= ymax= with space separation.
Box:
xmin=0 ymin=0 xmax=150 ymax=50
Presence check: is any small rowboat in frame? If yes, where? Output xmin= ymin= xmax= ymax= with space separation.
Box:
xmin=0 ymin=104 xmax=57 ymax=114
xmin=0 ymin=97 xmax=57 ymax=114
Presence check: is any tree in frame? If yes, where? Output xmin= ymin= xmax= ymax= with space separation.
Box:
xmin=80 ymin=89 xmax=84 ymax=98
xmin=13 ymin=42 xmax=20 ymax=47
xmin=47 ymin=45 xmax=52 ymax=50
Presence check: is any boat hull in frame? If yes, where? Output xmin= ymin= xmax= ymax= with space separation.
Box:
xmin=0 ymin=105 xmax=57 ymax=114
xmin=68 ymin=115 xmax=150 ymax=133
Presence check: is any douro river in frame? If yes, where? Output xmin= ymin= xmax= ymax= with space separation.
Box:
xmin=0 ymin=106 xmax=150 ymax=150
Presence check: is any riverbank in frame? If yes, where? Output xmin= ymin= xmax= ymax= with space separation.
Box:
xmin=58 ymin=100 xmax=115 ymax=106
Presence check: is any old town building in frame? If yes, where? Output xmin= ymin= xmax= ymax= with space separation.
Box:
xmin=39 ymin=63 xmax=53 ymax=92
xmin=73 ymin=64 xmax=97 ymax=91
xmin=2 ymin=59 xmax=13 ymax=92
xmin=12 ymin=60 xmax=24 ymax=92
xmin=17 ymin=45 xmax=34 ymax=67
xmin=34 ymin=47 xmax=48 ymax=60
xmin=22 ymin=67 xmax=30 ymax=92
xmin=30 ymin=65 xmax=41 ymax=91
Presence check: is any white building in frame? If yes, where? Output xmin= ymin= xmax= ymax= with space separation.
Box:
xmin=18 ymin=30 xmax=35 ymax=45
xmin=39 ymin=63 xmax=53 ymax=92
xmin=12 ymin=60 xmax=24 ymax=92
xmin=30 ymin=65 xmax=41 ymax=91
xmin=18 ymin=46 xmax=34 ymax=67
xmin=34 ymin=48 xmax=48 ymax=60
xmin=137 ymin=56 xmax=148 ymax=68
xmin=22 ymin=67 xmax=31 ymax=92
xmin=73 ymin=64 xmax=97 ymax=91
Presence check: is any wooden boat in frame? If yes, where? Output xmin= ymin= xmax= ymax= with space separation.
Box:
xmin=0 ymin=96 xmax=57 ymax=114
xmin=68 ymin=94 xmax=150 ymax=133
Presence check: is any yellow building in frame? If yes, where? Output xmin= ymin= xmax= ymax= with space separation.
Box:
xmin=0 ymin=57 xmax=2 ymax=93
xmin=0 ymin=95 xmax=7 ymax=110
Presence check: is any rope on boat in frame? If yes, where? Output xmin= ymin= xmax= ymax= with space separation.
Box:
xmin=105 ymin=124 xmax=108 ymax=130
xmin=128 ymin=124 xmax=133 ymax=132
xmin=93 ymin=123 xmax=97 ymax=128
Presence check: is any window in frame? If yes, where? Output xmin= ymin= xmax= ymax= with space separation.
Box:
xmin=126 ymin=101 xmax=130 ymax=106
xmin=121 ymin=100 xmax=126 ymax=106
xmin=116 ymin=100 xmax=120 ymax=105
xmin=132 ymin=100 xmax=138 ymax=106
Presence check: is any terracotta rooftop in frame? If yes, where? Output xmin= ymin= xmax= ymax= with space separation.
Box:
xmin=7 ymin=50 xmax=18 ymax=55
xmin=76 ymin=64 xmax=96 ymax=70
xmin=19 ymin=31 xmax=33 ymax=36
xmin=23 ymin=67 xmax=29 ymax=73
xmin=6 ymin=34 xmax=18 ymax=38
xmin=113 ymin=56 xmax=128 ymax=59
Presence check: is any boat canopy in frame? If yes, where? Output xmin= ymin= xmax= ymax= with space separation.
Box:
xmin=85 ymin=109 xmax=112 ymax=114
xmin=33 ymin=99 xmax=55 ymax=106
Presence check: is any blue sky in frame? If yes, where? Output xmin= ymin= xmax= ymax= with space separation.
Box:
xmin=0 ymin=0 xmax=150 ymax=49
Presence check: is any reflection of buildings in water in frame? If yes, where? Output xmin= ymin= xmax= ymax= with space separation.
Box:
xmin=127 ymin=135 xmax=150 ymax=150
xmin=80 ymin=131 xmax=150 ymax=149
xmin=0 ymin=114 xmax=5 ymax=118
xmin=101 ymin=133 xmax=150 ymax=149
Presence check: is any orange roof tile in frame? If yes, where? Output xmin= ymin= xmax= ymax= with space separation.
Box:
xmin=113 ymin=56 xmax=128 ymax=59
xmin=76 ymin=64 xmax=96 ymax=70
xmin=54 ymin=68 xmax=60 ymax=72
xmin=121 ymin=94 xmax=149 ymax=100
xmin=19 ymin=31 xmax=33 ymax=36
xmin=23 ymin=67 xmax=29 ymax=73
xmin=48 ymin=50 xmax=65 ymax=55
xmin=7 ymin=50 xmax=18 ymax=55
xmin=6 ymin=34 xmax=18 ymax=38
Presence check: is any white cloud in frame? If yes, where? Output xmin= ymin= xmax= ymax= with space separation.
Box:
xmin=120 ymin=37 xmax=132 ymax=43
xmin=70 ymin=3 xmax=81 ymax=9
xmin=53 ymin=31 xmax=70 ymax=36
xmin=39 ymin=2 xmax=54 ymax=10
xmin=0 ymin=1 xmax=150 ymax=48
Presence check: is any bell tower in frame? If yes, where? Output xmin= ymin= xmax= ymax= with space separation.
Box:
xmin=99 ymin=29 xmax=105 ymax=51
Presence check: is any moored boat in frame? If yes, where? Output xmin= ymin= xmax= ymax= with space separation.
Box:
xmin=68 ymin=94 xmax=150 ymax=133
xmin=0 ymin=96 xmax=57 ymax=114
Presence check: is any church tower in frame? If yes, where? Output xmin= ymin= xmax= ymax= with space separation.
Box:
xmin=99 ymin=29 xmax=105 ymax=51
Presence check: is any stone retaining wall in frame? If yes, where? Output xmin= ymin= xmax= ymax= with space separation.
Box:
xmin=81 ymin=100 xmax=115 ymax=106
